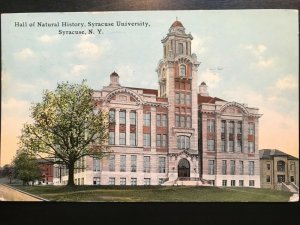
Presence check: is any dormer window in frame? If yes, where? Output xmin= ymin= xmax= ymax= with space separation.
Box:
xmin=180 ymin=65 xmax=186 ymax=77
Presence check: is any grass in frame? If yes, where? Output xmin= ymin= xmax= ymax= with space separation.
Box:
xmin=11 ymin=185 xmax=292 ymax=202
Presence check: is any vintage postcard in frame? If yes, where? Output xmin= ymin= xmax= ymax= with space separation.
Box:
xmin=0 ymin=10 xmax=298 ymax=202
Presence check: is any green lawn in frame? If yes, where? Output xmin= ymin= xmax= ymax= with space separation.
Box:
xmin=11 ymin=185 xmax=292 ymax=202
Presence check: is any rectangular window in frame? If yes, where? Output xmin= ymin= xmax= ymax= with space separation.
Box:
xmin=267 ymin=164 xmax=271 ymax=170
xmin=221 ymin=140 xmax=226 ymax=152
xmin=239 ymin=180 xmax=244 ymax=187
xmin=162 ymin=115 xmax=167 ymax=127
xmin=239 ymin=161 xmax=244 ymax=175
xmin=109 ymin=110 xmax=115 ymax=123
xmin=221 ymin=120 xmax=226 ymax=133
xmin=119 ymin=111 xmax=126 ymax=124
xmin=222 ymin=180 xmax=227 ymax=187
xmin=248 ymin=141 xmax=254 ymax=153
xmin=208 ymin=139 xmax=215 ymax=151
xmin=93 ymin=158 xmax=100 ymax=172
xmin=175 ymin=115 xmax=180 ymax=127
xmin=290 ymin=163 xmax=295 ymax=171
xmin=109 ymin=132 xmax=115 ymax=145
xmin=229 ymin=140 xmax=234 ymax=152
xmin=249 ymin=180 xmax=255 ymax=187
xmin=143 ymin=134 xmax=151 ymax=147
xmin=156 ymin=114 xmax=161 ymax=126
xmin=175 ymin=93 xmax=180 ymax=104
xmin=130 ymin=133 xmax=136 ymax=146
xmin=159 ymin=157 xmax=166 ymax=173
xmin=248 ymin=123 xmax=255 ymax=135
xmin=186 ymin=94 xmax=191 ymax=105
xmin=144 ymin=178 xmax=151 ymax=185
xmin=230 ymin=160 xmax=235 ymax=175
xmin=81 ymin=178 xmax=84 ymax=185
xmin=178 ymin=43 xmax=183 ymax=54
xmin=93 ymin=177 xmax=100 ymax=185
xmin=131 ymin=178 xmax=137 ymax=185
xmin=180 ymin=93 xmax=185 ymax=104
xmin=119 ymin=132 xmax=126 ymax=145
xmin=120 ymin=178 xmax=126 ymax=185
xmin=249 ymin=161 xmax=254 ymax=175
xmin=208 ymin=160 xmax=215 ymax=175
xmin=131 ymin=155 xmax=137 ymax=172
xmin=236 ymin=140 xmax=242 ymax=152
xmin=231 ymin=180 xmax=236 ymax=186
xmin=162 ymin=134 xmax=167 ymax=147
xmin=222 ymin=160 xmax=227 ymax=175
xmin=130 ymin=111 xmax=136 ymax=125
xmin=156 ymin=134 xmax=161 ymax=147
xmin=120 ymin=155 xmax=126 ymax=172
xmin=237 ymin=121 xmax=242 ymax=134
xmin=109 ymin=155 xmax=115 ymax=172
xmin=266 ymin=175 xmax=271 ymax=183
xmin=143 ymin=113 xmax=151 ymax=126
xmin=291 ymin=176 xmax=295 ymax=182
xmin=186 ymin=116 xmax=191 ymax=128
xmin=277 ymin=175 xmax=285 ymax=183
xmin=207 ymin=120 xmax=215 ymax=132
xmin=180 ymin=116 xmax=185 ymax=127
xmin=109 ymin=177 xmax=115 ymax=185
xmin=229 ymin=121 xmax=234 ymax=134
xmin=143 ymin=156 xmax=150 ymax=173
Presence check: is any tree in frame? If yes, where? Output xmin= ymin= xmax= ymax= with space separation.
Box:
xmin=13 ymin=151 xmax=42 ymax=185
xmin=1 ymin=164 xmax=16 ymax=183
xmin=19 ymin=80 xmax=109 ymax=186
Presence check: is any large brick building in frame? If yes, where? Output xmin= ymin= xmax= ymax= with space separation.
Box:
xmin=54 ymin=20 xmax=262 ymax=187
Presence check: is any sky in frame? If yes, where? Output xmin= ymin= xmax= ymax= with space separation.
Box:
xmin=1 ymin=10 xmax=298 ymax=166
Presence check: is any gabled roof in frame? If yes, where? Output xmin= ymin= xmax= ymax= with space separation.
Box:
xmin=259 ymin=149 xmax=298 ymax=160
xmin=197 ymin=94 xmax=225 ymax=104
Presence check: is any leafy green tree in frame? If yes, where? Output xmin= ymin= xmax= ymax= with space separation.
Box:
xmin=13 ymin=151 xmax=42 ymax=185
xmin=19 ymin=81 xmax=109 ymax=186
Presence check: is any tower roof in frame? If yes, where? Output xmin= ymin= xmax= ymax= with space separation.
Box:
xmin=170 ymin=20 xmax=184 ymax=28
xmin=110 ymin=71 xmax=119 ymax=77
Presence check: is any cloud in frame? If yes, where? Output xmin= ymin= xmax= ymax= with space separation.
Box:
xmin=2 ymin=98 xmax=30 ymax=112
xmin=192 ymin=35 xmax=210 ymax=55
xmin=275 ymin=75 xmax=298 ymax=90
xmin=241 ymin=44 xmax=274 ymax=69
xmin=14 ymin=48 xmax=36 ymax=60
xmin=199 ymin=68 xmax=221 ymax=88
xmin=74 ymin=40 xmax=111 ymax=58
xmin=37 ymin=34 xmax=59 ymax=43
xmin=70 ymin=64 xmax=87 ymax=76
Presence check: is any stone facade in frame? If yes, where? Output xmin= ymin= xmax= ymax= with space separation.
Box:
xmin=260 ymin=149 xmax=299 ymax=190
xmin=53 ymin=20 xmax=262 ymax=187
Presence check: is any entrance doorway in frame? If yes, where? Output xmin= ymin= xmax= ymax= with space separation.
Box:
xmin=178 ymin=158 xmax=190 ymax=178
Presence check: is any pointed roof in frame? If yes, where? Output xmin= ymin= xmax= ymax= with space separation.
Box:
xmin=171 ymin=20 xmax=184 ymax=28
xmin=197 ymin=94 xmax=225 ymax=104
xmin=259 ymin=149 xmax=298 ymax=160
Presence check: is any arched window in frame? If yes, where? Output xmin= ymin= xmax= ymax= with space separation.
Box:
xmin=177 ymin=135 xmax=190 ymax=150
xmin=180 ymin=65 xmax=186 ymax=77
xmin=277 ymin=161 xmax=285 ymax=172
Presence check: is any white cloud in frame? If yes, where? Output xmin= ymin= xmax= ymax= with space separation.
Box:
xmin=200 ymin=68 xmax=221 ymax=88
xmin=37 ymin=34 xmax=59 ymax=43
xmin=242 ymin=44 xmax=267 ymax=56
xmin=15 ymin=48 xmax=36 ymax=60
xmin=74 ymin=40 xmax=111 ymax=58
xmin=192 ymin=35 xmax=210 ymax=55
xmin=2 ymin=98 xmax=30 ymax=111
xmin=70 ymin=64 xmax=87 ymax=76
xmin=257 ymin=58 xmax=274 ymax=68
xmin=275 ymin=75 xmax=298 ymax=90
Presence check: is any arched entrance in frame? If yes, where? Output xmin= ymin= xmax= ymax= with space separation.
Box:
xmin=178 ymin=158 xmax=190 ymax=178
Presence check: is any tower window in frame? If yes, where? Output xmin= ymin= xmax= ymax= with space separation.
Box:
xmin=178 ymin=43 xmax=183 ymax=54
xmin=180 ymin=65 xmax=186 ymax=77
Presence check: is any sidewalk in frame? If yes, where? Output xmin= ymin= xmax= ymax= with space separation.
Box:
xmin=0 ymin=184 xmax=44 ymax=201
xmin=289 ymin=193 xmax=299 ymax=202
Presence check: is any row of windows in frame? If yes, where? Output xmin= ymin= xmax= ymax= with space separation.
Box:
xmin=220 ymin=120 xmax=254 ymax=135
xmin=266 ymin=175 xmax=295 ymax=183
xmin=208 ymin=139 xmax=255 ymax=153
xmin=175 ymin=115 xmax=192 ymax=128
xmin=108 ymin=155 xmax=166 ymax=173
xmin=266 ymin=162 xmax=295 ymax=172
xmin=175 ymin=92 xmax=191 ymax=105
xmin=208 ymin=160 xmax=255 ymax=175
xmin=108 ymin=177 xmax=165 ymax=186
xmin=222 ymin=180 xmax=255 ymax=187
